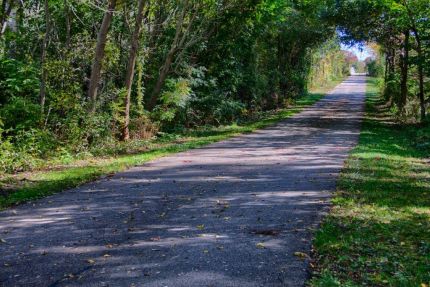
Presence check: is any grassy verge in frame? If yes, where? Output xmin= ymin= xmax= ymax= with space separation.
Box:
xmin=310 ymin=78 xmax=430 ymax=286
xmin=0 ymin=81 xmax=340 ymax=209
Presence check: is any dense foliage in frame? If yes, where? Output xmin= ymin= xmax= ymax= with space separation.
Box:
xmin=0 ymin=1 xmax=429 ymax=284
xmin=332 ymin=0 xmax=430 ymax=122
xmin=0 ymin=0 xmax=352 ymax=173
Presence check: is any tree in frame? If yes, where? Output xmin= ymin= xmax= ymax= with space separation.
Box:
xmin=87 ymin=0 xmax=117 ymax=113
xmin=39 ymin=0 xmax=51 ymax=113
xmin=332 ymin=0 xmax=429 ymax=121
xmin=0 ymin=0 xmax=14 ymax=37
xmin=0 ymin=0 xmax=354 ymax=173
xmin=404 ymin=0 xmax=427 ymax=121
xmin=122 ymin=0 xmax=146 ymax=140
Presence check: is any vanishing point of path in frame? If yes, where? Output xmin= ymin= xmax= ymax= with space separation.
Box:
xmin=0 ymin=76 xmax=366 ymax=287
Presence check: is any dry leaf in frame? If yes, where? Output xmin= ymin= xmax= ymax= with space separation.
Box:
xmin=293 ymin=252 xmax=309 ymax=259
xmin=197 ymin=224 xmax=205 ymax=230
xmin=256 ymin=242 xmax=266 ymax=249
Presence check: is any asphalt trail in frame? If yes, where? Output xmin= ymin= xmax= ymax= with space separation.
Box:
xmin=0 ymin=76 xmax=366 ymax=287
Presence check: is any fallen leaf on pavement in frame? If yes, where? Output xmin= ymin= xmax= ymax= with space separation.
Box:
xmin=197 ymin=224 xmax=205 ymax=230
xmin=293 ymin=252 xmax=309 ymax=259
xmin=256 ymin=242 xmax=266 ymax=249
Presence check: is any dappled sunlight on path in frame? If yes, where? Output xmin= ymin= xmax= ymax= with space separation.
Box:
xmin=0 ymin=76 xmax=366 ymax=287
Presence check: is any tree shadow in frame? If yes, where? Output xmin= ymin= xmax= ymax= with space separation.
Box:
xmin=0 ymin=77 xmax=369 ymax=286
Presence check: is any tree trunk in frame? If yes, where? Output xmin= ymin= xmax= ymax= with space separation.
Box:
xmin=0 ymin=0 xmax=13 ymax=36
xmin=39 ymin=0 xmax=51 ymax=113
xmin=122 ymin=0 xmax=146 ymax=141
xmin=0 ymin=0 xmax=6 ymax=27
xmin=147 ymin=49 xmax=175 ymax=110
xmin=384 ymin=53 xmax=389 ymax=82
xmin=136 ymin=55 xmax=145 ymax=115
xmin=416 ymin=41 xmax=426 ymax=122
xmin=147 ymin=3 xmax=187 ymax=110
xmin=384 ymin=48 xmax=396 ymax=104
xmin=410 ymin=28 xmax=426 ymax=122
xmin=405 ymin=0 xmax=426 ymax=122
xmin=88 ymin=0 xmax=116 ymax=113
xmin=64 ymin=0 xmax=71 ymax=49
xmin=399 ymin=31 xmax=409 ymax=113
xmin=389 ymin=49 xmax=395 ymax=76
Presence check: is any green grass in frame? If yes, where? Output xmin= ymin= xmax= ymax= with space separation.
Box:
xmin=0 ymin=86 xmax=333 ymax=209
xmin=311 ymin=78 xmax=430 ymax=287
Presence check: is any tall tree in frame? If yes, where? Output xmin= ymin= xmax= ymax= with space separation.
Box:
xmin=147 ymin=1 xmax=189 ymax=110
xmin=39 ymin=0 xmax=51 ymax=113
xmin=64 ymin=0 xmax=71 ymax=49
xmin=122 ymin=0 xmax=146 ymax=140
xmin=87 ymin=0 xmax=117 ymax=113
xmin=399 ymin=30 xmax=410 ymax=112
xmin=0 ymin=0 xmax=13 ymax=36
xmin=404 ymin=0 xmax=426 ymax=121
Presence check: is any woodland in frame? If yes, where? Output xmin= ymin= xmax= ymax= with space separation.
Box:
xmin=0 ymin=1 xmax=429 ymax=286
xmin=0 ymin=1 xmax=366 ymax=172
xmin=0 ymin=1 xmax=428 ymax=173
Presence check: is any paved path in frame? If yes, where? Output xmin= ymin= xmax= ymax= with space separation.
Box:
xmin=0 ymin=76 xmax=366 ymax=287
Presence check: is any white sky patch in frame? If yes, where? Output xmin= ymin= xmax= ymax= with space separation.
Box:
xmin=341 ymin=43 xmax=374 ymax=61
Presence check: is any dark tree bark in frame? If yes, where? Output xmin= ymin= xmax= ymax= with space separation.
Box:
xmin=384 ymin=53 xmax=389 ymax=82
xmin=383 ymin=48 xmax=397 ymax=104
xmin=405 ymin=2 xmax=426 ymax=122
xmin=0 ymin=0 xmax=13 ymax=36
xmin=88 ymin=0 xmax=117 ymax=113
xmin=64 ymin=0 xmax=71 ymax=49
xmin=122 ymin=0 xmax=146 ymax=141
xmin=414 ymin=31 xmax=426 ymax=122
xmin=399 ymin=31 xmax=409 ymax=112
xmin=39 ymin=0 xmax=51 ymax=113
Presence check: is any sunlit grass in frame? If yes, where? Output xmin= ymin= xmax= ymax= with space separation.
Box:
xmin=311 ymin=78 xmax=430 ymax=287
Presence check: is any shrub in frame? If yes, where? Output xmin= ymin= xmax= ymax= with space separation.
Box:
xmin=0 ymin=96 xmax=42 ymax=133
xmin=0 ymin=58 xmax=39 ymax=104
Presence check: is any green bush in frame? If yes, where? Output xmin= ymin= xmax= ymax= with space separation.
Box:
xmin=0 ymin=58 xmax=39 ymax=103
xmin=366 ymin=59 xmax=384 ymax=77
xmin=0 ymin=96 xmax=42 ymax=132
xmin=213 ymin=99 xmax=246 ymax=125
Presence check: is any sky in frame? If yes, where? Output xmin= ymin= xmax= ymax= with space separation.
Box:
xmin=341 ymin=43 xmax=374 ymax=61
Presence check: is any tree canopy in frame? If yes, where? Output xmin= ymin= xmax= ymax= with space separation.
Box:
xmin=0 ymin=0 xmax=428 ymax=173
